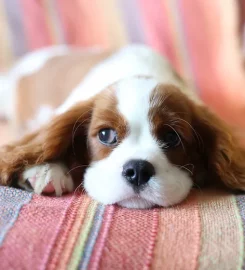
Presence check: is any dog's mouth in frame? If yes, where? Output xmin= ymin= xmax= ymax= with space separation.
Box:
xmin=117 ymin=196 xmax=156 ymax=209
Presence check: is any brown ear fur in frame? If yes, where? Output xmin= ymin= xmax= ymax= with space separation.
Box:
xmin=0 ymin=99 xmax=94 ymax=186
xmin=192 ymin=103 xmax=245 ymax=191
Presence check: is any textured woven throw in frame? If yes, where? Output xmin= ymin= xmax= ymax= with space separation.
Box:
xmin=0 ymin=186 xmax=244 ymax=270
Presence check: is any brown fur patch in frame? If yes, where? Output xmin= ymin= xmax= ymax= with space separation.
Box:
xmin=149 ymin=84 xmax=206 ymax=187
xmin=0 ymin=99 xmax=95 ymax=186
xmin=149 ymin=84 xmax=245 ymax=189
xmin=88 ymin=88 xmax=127 ymax=160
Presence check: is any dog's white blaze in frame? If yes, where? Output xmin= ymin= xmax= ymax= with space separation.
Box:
xmin=116 ymin=77 xmax=157 ymax=127
xmin=84 ymin=77 xmax=192 ymax=209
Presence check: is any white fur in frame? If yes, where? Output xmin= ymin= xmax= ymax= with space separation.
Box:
xmin=27 ymin=105 xmax=55 ymax=132
xmin=55 ymin=44 xmax=182 ymax=114
xmin=84 ymin=78 xmax=192 ymax=208
xmin=21 ymin=163 xmax=74 ymax=196
xmin=0 ymin=73 xmax=9 ymax=119
xmin=0 ymin=46 xmax=70 ymax=120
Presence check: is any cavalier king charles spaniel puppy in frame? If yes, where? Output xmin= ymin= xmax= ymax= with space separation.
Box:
xmin=0 ymin=45 xmax=244 ymax=209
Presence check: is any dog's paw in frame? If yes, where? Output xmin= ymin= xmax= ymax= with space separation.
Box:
xmin=19 ymin=163 xmax=74 ymax=196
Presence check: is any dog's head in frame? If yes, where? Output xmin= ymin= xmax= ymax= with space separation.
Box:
xmin=83 ymin=78 xmax=194 ymax=208
xmin=24 ymin=77 xmax=245 ymax=208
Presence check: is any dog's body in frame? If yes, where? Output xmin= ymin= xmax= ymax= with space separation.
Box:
xmin=1 ymin=45 xmax=197 ymax=134
xmin=1 ymin=45 xmax=245 ymax=209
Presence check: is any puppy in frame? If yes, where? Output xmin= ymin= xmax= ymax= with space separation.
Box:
xmin=0 ymin=45 xmax=245 ymax=209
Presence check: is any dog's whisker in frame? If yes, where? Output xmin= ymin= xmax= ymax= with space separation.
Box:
xmin=72 ymin=113 xmax=92 ymax=156
xmin=192 ymin=182 xmax=203 ymax=193
xmin=176 ymin=163 xmax=194 ymax=175
xmin=174 ymin=117 xmax=204 ymax=150
xmin=74 ymin=182 xmax=85 ymax=195
xmin=163 ymin=124 xmax=186 ymax=153
xmin=66 ymin=165 xmax=88 ymax=175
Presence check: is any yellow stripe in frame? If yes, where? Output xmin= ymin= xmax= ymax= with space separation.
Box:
xmin=42 ymin=0 xmax=61 ymax=44
xmin=68 ymin=200 xmax=98 ymax=270
xmin=0 ymin=2 xmax=14 ymax=70
xmin=97 ymin=0 xmax=128 ymax=49
xmin=53 ymin=195 xmax=91 ymax=270
xmin=198 ymin=190 xmax=243 ymax=270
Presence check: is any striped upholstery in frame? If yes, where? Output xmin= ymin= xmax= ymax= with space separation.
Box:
xmin=0 ymin=187 xmax=244 ymax=269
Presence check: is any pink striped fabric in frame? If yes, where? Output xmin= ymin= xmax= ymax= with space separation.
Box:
xmin=0 ymin=187 xmax=244 ymax=269
xmin=99 ymin=207 xmax=158 ymax=270
xmin=0 ymin=193 xmax=73 ymax=269
xmin=19 ymin=0 xmax=52 ymax=51
xmin=152 ymin=193 xmax=200 ymax=270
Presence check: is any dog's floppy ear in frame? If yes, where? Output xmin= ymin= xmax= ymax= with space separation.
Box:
xmin=0 ymin=99 xmax=94 ymax=185
xmin=191 ymin=103 xmax=245 ymax=191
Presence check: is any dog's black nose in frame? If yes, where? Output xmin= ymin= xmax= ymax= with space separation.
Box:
xmin=122 ymin=159 xmax=155 ymax=187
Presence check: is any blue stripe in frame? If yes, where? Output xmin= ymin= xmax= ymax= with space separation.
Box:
xmin=0 ymin=187 xmax=33 ymax=245
xmin=118 ymin=0 xmax=146 ymax=43
xmin=3 ymin=0 xmax=28 ymax=57
xmin=51 ymin=0 xmax=66 ymax=44
xmin=79 ymin=204 xmax=105 ymax=270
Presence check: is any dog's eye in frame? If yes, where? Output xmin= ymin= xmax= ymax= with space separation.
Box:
xmin=98 ymin=129 xmax=118 ymax=146
xmin=162 ymin=131 xmax=180 ymax=149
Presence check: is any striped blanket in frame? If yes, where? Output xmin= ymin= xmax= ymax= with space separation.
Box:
xmin=0 ymin=186 xmax=244 ymax=270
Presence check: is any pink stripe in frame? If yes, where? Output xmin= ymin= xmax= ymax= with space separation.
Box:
xmin=56 ymin=0 xmax=108 ymax=47
xmin=41 ymin=194 xmax=75 ymax=270
xmin=89 ymin=205 xmax=115 ymax=269
xmin=160 ymin=0 xmax=186 ymax=75
xmin=0 ymin=194 xmax=72 ymax=269
xmin=19 ymin=0 xmax=52 ymax=50
xmin=47 ymin=193 xmax=84 ymax=270
xmin=151 ymin=193 xmax=201 ymax=270
xmin=143 ymin=208 xmax=159 ymax=270
xmin=137 ymin=0 xmax=168 ymax=54
xmin=99 ymin=206 xmax=156 ymax=269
